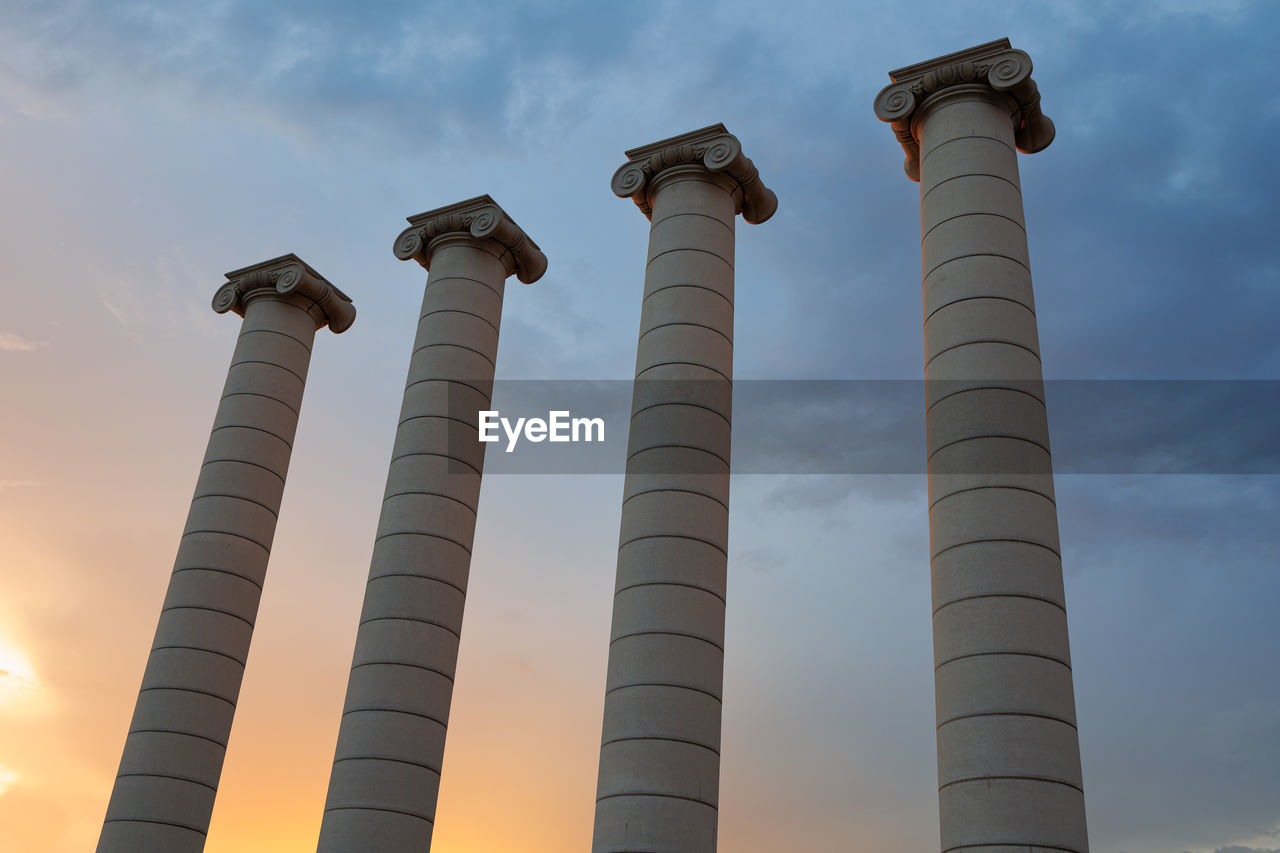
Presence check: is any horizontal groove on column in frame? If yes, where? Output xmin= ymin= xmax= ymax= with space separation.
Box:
xmin=922 ymin=210 xmax=1027 ymax=244
xmin=610 ymin=631 xmax=724 ymax=653
xmin=929 ymin=484 xmax=1057 ymax=511
xmin=424 ymin=272 xmax=502 ymax=299
xmin=622 ymin=487 xmax=729 ymax=513
xmin=620 ymin=534 xmax=727 ymax=557
xmin=925 ymin=338 xmax=1041 ymax=368
xmin=359 ymin=615 xmax=462 ymax=640
xmin=403 ymin=376 xmax=492 ymax=402
xmin=138 ymin=686 xmax=236 ymax=706
xmin=239 ymin=326 xmax=314 ymax=352
xmin=600 ymin=735 xmax=721 ymax=755
xmin=647 ymin=247 xmax=733 ymax=271
xmin=932 ymin=538 xmax=1061 ymax=560
xmin=645 ymin=282 xmax=734 ymax=307
xmin=200 ymin=457 xmax=287 ymax=484
xmin=925 ymin=384 xmax=1044 ymax=416
xmin=332 ymin=755 xmax=442 ymax=775
xmin=920 ymin=132 xmax=1017 ymax=168
xmin=373 ymin=530 xmax=472 ymax=555
xmin=367 ymin=571 xmax=467 ymax=598
xmin=127 ymin=728 xmax=228 ymax=748
xmin=321 ymin=805 xmax=434 ymax=824
xmin=410 ymin=341 xmax=496 ymax=368
xmin=626 ymin=443 xmax=730 ymax=470
xmin=190 ymin=492 xmax=280 ymax=518
xmin=181 ymin=529 xmax=271 ymax=553
xmin=925 ymin=294 xmax=1036 ymax=325
xmin=115 ymin=771 xmax=216 ymax=792
xmin=151 ymin=645 xmax=246 ymax=667
xmin=938 ymin=774 xmax=1084 ymax=794
xmin=615 ymin=581 xmax=726 ymax=605
xmin=647 ymin=173 xmax=736 ymax=196
xmin=101 ymin=816 xmax=207 ymax=835
xmin=390 ymin=451 xmax=482 ymax=476
xmin=170 ymin=567 xmax=264 ymax=592
xmin=396 ymin=413 xmax=481 ymax=432
xmin=351 ymin=660 xmax=454 ymax=683
xmin=160 ymin=604 xmax=255 ymax=628
xmin=630 ymin=399 xmax=731 ymax=427
xmin=382 ymin=490 xmax=478 ymax=515
xmin=399 ymin=375 xmax=490 ymax=396
xmin=933 ymin=593 xmax=1066 ymax=616
xmin=228 ymin=358 xmax=306 ymax=386
xmin=650 ymin=209 xmax=735 ymax=235
xmin=219 ymin=390 xmax=300 ymax=416
xmin=638 ymin=320 xmax=733 ymax=346
xmin=936 ymin=650 xmax=1071 ymax=672
xmin=942 ymin=840 xmax=1080 ymax=845
xmin=207 ymin=423 xmax=292 ymax=449
xmin=938 ymin=710 xmax=1078 ymax=730
xmin=922 ymin=171 xmax=1022 ymax=204
xmin=928 ymin=433 xmax=1050 ymax=461
xmin=605 ymin=682 xmax=722 ymax=702
xmin=420 ymin=307 xmax=499 ymax=333
xmin=341 ymin=707 xmax=448 ymax=728
xmin=595 ymin=791 xmax=718 ymax=809
xmin=926 ymin=252 xmax=1032 ymax=282
xmin=636 ymin=360 xmax=731 ymax=383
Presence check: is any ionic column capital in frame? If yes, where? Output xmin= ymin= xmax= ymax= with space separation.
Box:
xmin=213 ymin=254 xmax=356 ymax=332
xmin=392 ymin=194 xmax=548 ymax=284
xmin=874 ymin=38 xmax=1055 ymax=181
xmin=611 ymin=123 xmax=778 ymax=224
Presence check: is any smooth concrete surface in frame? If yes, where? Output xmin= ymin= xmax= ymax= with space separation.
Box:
xmin=97 ymin=256 xmax=354 ymax=853
xmin=593 ymin=124 xmax=775 ymax=853
xmin=875 ymin=39 xmax=1088 ymax=853
xmin=315 ymin=196 xmax=545 ymax=853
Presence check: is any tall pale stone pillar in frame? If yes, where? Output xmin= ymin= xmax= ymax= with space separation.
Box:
xmin=316 ymin=196 xmax=545 ymax=853
xmin=875 ymin=40 xmax=1088 ymax=852
xmin=592 ymin=124 xmax=776 ymax=852
xmin=97 ymin=255 xmax=354 ymax=853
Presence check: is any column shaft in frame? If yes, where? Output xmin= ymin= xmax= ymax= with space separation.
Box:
xmin=317 ymin=197 xmax=544 ymax=853
xmin=919 ymin=89 xmax=1087 ymax=852
xmin=594 ymin=124 xmax=774 ymax=853
xmin=594 ymin=169 xmax=736 ymax=851
xmin=99 ymin=255 xmax=353 ymax=853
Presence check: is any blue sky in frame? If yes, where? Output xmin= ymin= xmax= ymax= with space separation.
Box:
xmin=0 ymin=1 xmax=1277 ymax=851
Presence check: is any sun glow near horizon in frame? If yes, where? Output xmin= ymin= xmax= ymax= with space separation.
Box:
xmin=0 ymin=631 xmax=42 ymax=711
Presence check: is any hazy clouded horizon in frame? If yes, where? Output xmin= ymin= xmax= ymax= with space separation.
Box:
xmin=1 ymin=1 xmax=1276 ymax=851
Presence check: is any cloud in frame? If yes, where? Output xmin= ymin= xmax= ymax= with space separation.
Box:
xmin=0 ymin=332 xmax=45 ymax=352
xmin=0 ymin=0 xmax=654 ymax=159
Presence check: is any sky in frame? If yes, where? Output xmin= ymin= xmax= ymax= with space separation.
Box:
xmin=0 ymin=1 xmax=1277 ymax=851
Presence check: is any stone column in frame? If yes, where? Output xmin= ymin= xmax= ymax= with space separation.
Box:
xmin=97 ymin=255 xmax=354 ymax=853
xmin=875 ymin=40 xmax=1088 ymax=852
xmin=316 ymin=196 xmax=545 ymax=853
xmin=592 ymin=124 xmax=776 ymax=852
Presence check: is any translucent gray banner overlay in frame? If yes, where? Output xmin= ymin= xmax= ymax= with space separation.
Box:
xmin=439 ymin=380 xmax=1280 ymax=474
